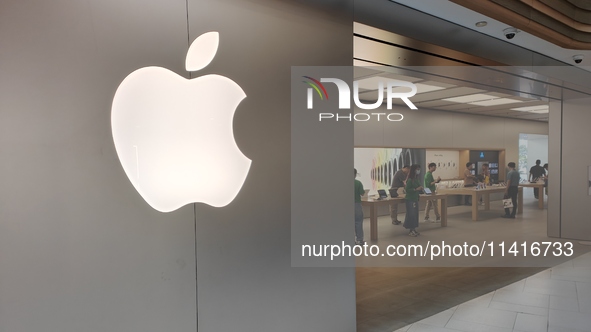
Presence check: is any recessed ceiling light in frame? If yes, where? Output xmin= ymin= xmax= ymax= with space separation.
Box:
xmin=475 ymin=21 xmax=488 ymax=27
xmin=511 ymin=105 xmax=549 ymax=113
xmin=529 ymin=109 xmax=549 ymax=113
xmin=414 ymin=83 xmax=447 ymax=93
xmin=355 ymin=77 xmax=447 ymax=93
xmin=386 ymin=83 xmax=447 ymax=94
xmin=442 ymin=94 xmax=498 ymax=103
xmin=355 ymin=76 xmax=420 ymax=90
xmin=469 ymin=98 xmax=523 ymax=106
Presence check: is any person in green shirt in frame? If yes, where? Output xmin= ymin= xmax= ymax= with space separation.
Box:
xmin=354 ymin=168 xmax=365 ymax=245
xmin=424 ymin=162 xmax=441 ymax=222
xmin=404 ymin=164 xmax=423 ymax=237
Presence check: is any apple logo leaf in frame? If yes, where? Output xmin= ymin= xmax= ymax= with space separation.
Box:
xmin=186 ymin=31 xmax=219 ymax=72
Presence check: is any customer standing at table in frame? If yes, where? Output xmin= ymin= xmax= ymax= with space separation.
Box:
xmin=478 ymin=163 xmax=491 ymax=205
xmin=529 ymin=159 xmax=546 ymax=199
xmin=463 ymin=162 xmax=477 ymax=205
xmin=404 ymin=164 xmax=423 ymax=236
xmin=354 ymin=168 xmax=365 ymax=245
xmin=502 ymin=162 xmax=520 ymax=219
xmin=481 ymin=163 xmax=491 ymax=185
xmin=424 ymin=162 xmax=441 ymax=222
xmin=390 ymin=165 xmax=410 ymax=225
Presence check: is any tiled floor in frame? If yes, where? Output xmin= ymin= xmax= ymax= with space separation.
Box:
xmin=356 ymin=192 xmax=591 ymax=332
xmin=393 ymin=251 xmax=591 ymax=332
xmin=356 ymin=266 xmax=546 ymax=331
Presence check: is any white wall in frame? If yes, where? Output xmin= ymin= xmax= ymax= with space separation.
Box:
xmin=354 ymin=105 xmax=549 ymax=167
xmin=426 ymin=150 xmax=460 ymax=179
xmin=526 ymin=134 xmax=549 ymax=174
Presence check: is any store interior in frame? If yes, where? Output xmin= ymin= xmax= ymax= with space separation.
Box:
xmin=351 ymin=23 xmax=590 ymax=331
xmin=6 ymin=1 xmax=591 ymax=331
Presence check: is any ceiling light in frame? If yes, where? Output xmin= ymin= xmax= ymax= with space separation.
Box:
xmin=384 ymin=83 xmax=446 ymax=94
xmin=529 ymin=109 xmax=549 ymax=113
xmin=355 ymin=76 xmax=404 ymax=90
xmin=475 ymin=21 xmax=487 ymax=27
xmin=469 ymin=98 xmax=523 ymax=106
xmin=442 ymin=94 xmax=498 ymax=103
xmin=511 ymin=105 xmax=549 ymax=113
xmin=414 ymin=83 xmax=446 ymax=93
xmin=355 ymin=77 xmax=446 ymax=93
xmin=386 ymin=83 xmax=447 ymax=94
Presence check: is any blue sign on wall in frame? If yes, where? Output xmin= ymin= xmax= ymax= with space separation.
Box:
xmin=480 ymin=152 xmax=485 ymax=158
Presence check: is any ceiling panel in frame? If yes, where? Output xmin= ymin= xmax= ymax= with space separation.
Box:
xmin=353 ymin=69 xmax=551 ymax=122
xmin=353 ymin=25 xmax=552 ymax=122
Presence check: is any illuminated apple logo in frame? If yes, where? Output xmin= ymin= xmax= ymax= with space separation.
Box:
xmin=111 ymin=32 xmax=251 ymax=212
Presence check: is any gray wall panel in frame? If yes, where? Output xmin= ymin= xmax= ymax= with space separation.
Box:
xmin=559 ymin=94 xmax=591 ymax=240
xmin=187 ymin=0 xmax=355 ymax=331
xmin=1 ymin=0 xmax=356 ymax=332
xmin=548 ymin=99 xmax=562 ymax=237
xmin=0 ymin=1 xmax=196 ymax=332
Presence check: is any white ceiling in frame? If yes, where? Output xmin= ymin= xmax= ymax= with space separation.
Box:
xmin=353 ymin=63 xmax=550 ymax=121
xmin=390 ymin=0 xmax=591 ymax=68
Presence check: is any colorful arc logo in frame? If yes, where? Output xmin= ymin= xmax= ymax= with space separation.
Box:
xmin=302 ymin=76 xmax=328 ymax=105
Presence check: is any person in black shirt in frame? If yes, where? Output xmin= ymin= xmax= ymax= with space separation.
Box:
xmin=529 ymin=160 xmax=546 ymax=199
xmin=390 ymin=165 xmax=410 ymax=225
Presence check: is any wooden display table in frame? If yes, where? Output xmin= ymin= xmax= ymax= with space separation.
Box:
xmin=437 ymin=186 xmax=523 ymax=221
xmin=519 ymin=182 xmax=546 ymax=209
xmin=361 ymin=193 xmax=448 ymax=241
